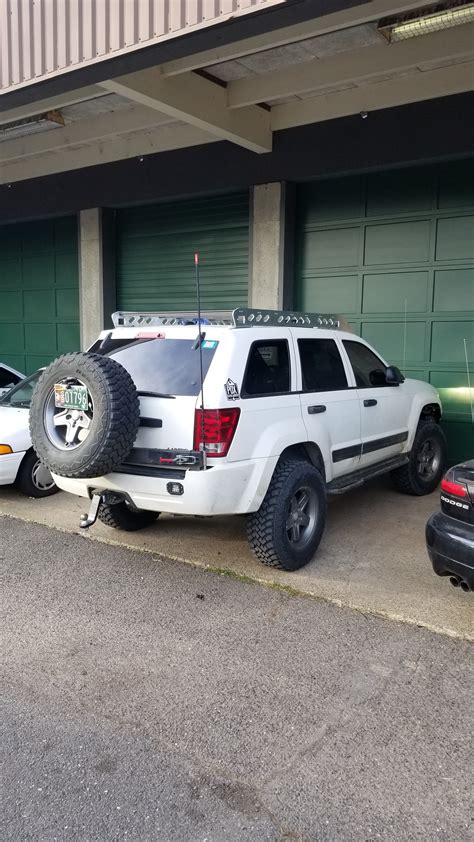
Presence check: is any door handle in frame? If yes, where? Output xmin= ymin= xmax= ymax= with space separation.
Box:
xmin=308 ymin=405 xmax=326 ymax=414
xmin=363 ymin=399 xmax=377 ymax=407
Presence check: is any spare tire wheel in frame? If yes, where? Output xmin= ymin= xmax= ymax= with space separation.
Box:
xmin=29 ymin=352 xmax=140 ymax=479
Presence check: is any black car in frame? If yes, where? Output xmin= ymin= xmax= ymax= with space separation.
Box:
xmin=426 ymin=460 xmax=474 ymax=592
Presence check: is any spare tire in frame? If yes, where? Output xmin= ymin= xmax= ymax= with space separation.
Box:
xmin=30 ymin=352 xmax=140 ymax=479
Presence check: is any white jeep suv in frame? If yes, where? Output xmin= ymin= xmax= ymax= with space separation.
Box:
xmin=29 ymin=308 xmax=446 ymax=571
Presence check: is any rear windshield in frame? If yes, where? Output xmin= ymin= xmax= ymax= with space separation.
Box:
xmin=90 ymin=337 xmax=217 ymax=397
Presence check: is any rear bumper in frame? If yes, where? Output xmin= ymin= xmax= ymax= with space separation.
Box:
xmin=426 ymin=511 xmax=474 ymax=590
xmin=52 ymin=455 xmax=278 ymax=516
xmin=0 ymin=451 xmax=24 ymax=486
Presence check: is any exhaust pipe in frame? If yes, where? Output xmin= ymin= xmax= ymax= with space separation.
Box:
xmin=449 ymin=576 xmax=460 ymax=588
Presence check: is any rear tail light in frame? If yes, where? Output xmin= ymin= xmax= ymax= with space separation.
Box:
xmin=441 ymin=478 xmax=468 ymax=498
xmin=194 ymin=408 xmax=240 ymax=457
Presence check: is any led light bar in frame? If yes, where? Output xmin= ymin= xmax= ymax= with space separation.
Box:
xmin=380 ymin=2 xmax=474 ymax=42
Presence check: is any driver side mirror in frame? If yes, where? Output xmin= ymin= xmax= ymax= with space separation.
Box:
xmin=385 ymin=365 xmax=405 ymax=386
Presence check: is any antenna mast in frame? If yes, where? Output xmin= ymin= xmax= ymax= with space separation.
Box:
xmin=195 ymin=253 xmax=206 ymax=458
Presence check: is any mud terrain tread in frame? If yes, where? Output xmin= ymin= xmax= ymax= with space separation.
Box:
xmin=30 ymin=353 xmax=140 ymax=479
xmin=98 ymin=502 xmax=160 ymax=531
xmin=390 ymin=420 xmax=446 ymax=496
xmin=247 ymin=460 xmax=326 ymax=570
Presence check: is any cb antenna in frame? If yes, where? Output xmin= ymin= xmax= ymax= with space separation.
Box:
xmin=195 ymin=253 xmax=206 ymax=459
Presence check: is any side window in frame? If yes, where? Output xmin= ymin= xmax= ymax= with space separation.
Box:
xmin=343 ymin=340 xmax=387 ymax=388
xmin=0 ymin=368 xmax=21 ymax=389
xmin=243 ymin=340 xmax=290 ymax=396
xmin=298 ymin=339 xmax=348 ymax=392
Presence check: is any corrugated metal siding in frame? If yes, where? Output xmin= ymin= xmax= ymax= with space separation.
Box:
xmin=116 ymin=192 xmax=250 ymax=311
xmin=0 ymin=0 xmax=281 ymax=93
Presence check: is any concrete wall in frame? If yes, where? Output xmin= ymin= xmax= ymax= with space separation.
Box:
xmin=79 ymin=208 xmax=116 ymax=349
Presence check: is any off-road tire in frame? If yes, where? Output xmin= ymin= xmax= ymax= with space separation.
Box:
xmin=30 ymin=352 xmax=140 ymax=479
xmin=246 ymin=459 xmax=326 ymax=571
xmin=98 ymin=501 xmax=160 ymax=532
xmin=391 ymin=421 xmax=447 ymax=496
xmin=15 ymin=449 xmax=58 ymax=498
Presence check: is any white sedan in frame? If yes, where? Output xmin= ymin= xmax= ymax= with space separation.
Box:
xmin=0 ymin=371 xmax=58 ymax=497
xmin=0 ymin=362 xmax=24 ymax=398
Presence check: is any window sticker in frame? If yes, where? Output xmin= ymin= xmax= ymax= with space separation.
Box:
xmin=202 ymin=340 xmax=218 ymax=350
xmin=225 ymin=378 xmax=240 ymax=400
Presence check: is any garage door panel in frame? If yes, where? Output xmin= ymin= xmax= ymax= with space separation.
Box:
xmin=21 ymin=221 xmax=55 ymax=254
xmin=299 ymin=274 xmax=359 ymax=313
xmin=431 ymin=321 xmax=474 ymax=363
xmin=302 ymin=227 xmax=360 ymax=270
xmin=24 ymin=289 xmax=56 ymax=321
xmin=0 ymin=228 xmax=21 ymax=258
xmin=56 ymin=288 xmax=80 ymax=321
xmin=362 ymin=271 xmax=429 ymax=313
xmin=364 ymin=220 xmax=431 ymax=265
xmin=366 ymin=169 xmax=435 ymax=217
xmin=298 ymin=178 xmax=365 ymax=224
xmin=57 ymin=323 xmax=80 ymax=354
xmin=438 ymin=160 xmax=474 ymax=209
xmin=0 ymin=258 xmax=22 ymax=288
xmin=433 ymin=268 xmax=474 ymax=312
xmin=436 ymin=216 xmax=474 ymax=261
xmin=1 ymin=291 xmax=23 ymax=320
xmin=22 ymin=254 xmax=55 ymax=288
xmin=55 ymin=252 xmax=79 ymax=287
xmin=25 ymin=323 xmax=57 ymax=355
xmin=361 ymin=321 xmax=426 ymax=364
xmin=0 ymin=323 xmax=23 ymax=355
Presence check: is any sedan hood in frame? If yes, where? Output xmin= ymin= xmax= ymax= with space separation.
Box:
xmin=0 ymin=406 xmax=31 ymax=453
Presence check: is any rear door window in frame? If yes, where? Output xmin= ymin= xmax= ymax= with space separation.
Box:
xmin=298 ymin=339 xmax=348 ymax=392
xmin=243 ymin=340 xmax=290 ymax=396
xmin=90 ymin=337 xmax=217 ymax=397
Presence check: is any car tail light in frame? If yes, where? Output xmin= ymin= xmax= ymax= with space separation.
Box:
xmin=441 ymin=478 xmax=468 ymax=498
xmin=194 ymin=408 xmax=240 ymax=457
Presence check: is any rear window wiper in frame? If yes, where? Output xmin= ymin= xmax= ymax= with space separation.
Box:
xmin=137 ymin=391 xmax=176 ymax=399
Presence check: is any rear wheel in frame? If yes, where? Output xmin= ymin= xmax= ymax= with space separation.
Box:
xmin=246 ymin=460 xmax=326 ymax=571
xmin=391 ymin=421 xmax=446 ymax=496
xmin=98 ymin=501 xmax=160 ymax=532
xmin=16 ymin=449 xmax=58 ymax=498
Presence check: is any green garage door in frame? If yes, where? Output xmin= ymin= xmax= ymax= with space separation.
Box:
xmin=116 ymin=192 xmax=249 ymax=312
xmin=296 ymin=160 xmax=474 ymax=462
xmin=0 ymin=216 xmax=79 ymax=375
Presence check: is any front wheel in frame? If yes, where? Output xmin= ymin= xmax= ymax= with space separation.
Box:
xmin=98 ymin=501 xmax=160 ymax=532
xmin=391 ymin=421 xmax=447 ymax=496
xmin=246 ymin=460 xmax=327 ymax=571
xmin=16 ymin=450 xmax=58 ymax=498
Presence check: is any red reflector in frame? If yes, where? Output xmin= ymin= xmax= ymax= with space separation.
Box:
xmin=194 ymin=408 xmax=240 ymax=458
xmin=441 ymin=478 xmax=467 ymax=498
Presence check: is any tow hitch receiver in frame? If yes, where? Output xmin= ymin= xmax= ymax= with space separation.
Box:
xmin=80 ymin=493 xmax=102 ymax=529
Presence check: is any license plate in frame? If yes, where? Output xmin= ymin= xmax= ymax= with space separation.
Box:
xmin=54 ymin=384 xmax=88 ymax=411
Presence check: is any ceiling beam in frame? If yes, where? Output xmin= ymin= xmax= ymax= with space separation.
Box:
xmin=0 ymin=85 xmax=107 ymax=127
xmin=227 ymin=23 xmax=474 ymax=108
xmin=161 ymin=1 xmax=433 ymax=76
xmin=272 ymin=61 xmax=474 ymax=130
xmin=0 ymin=106 xmax=173 ymax=163
xmin=98 ymin=67 xmax=271 ymax=153
xmin=0 ymin=124 xmax=218 ymax=185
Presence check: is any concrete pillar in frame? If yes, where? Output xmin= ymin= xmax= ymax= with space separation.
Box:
xmin=249 ymin=181 xmax=295 ymax=310
xmin=78 ymin=208 xmax=116 ymax=350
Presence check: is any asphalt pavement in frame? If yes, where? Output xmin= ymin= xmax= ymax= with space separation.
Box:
xmin=1 ymin=517 xmax=472 ymax=841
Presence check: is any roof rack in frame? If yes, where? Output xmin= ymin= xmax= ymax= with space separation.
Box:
xmin=233 ymin=308 xmax=340 ymax=328
xmin=112 ymin=311 xmax=233 ymax=327
xmin=111 ymin=308 xmax=340 ymax=329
